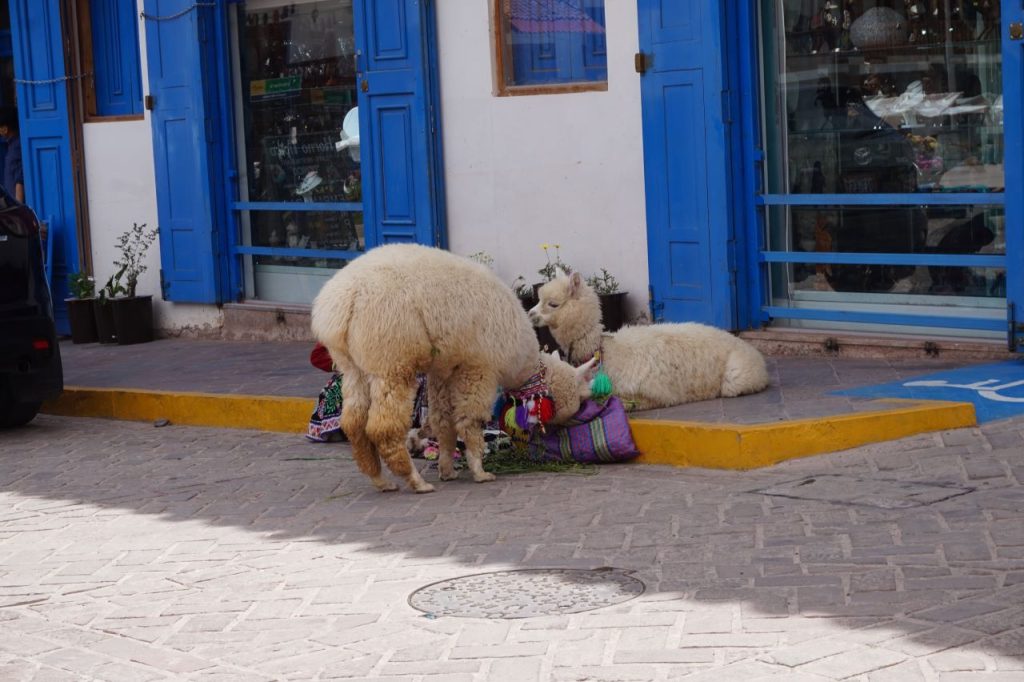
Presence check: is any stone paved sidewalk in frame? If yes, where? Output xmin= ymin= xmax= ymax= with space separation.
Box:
xmin=1 ymin=415 xmax=1023 ymax=680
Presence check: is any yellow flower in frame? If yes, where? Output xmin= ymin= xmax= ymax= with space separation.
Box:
xmin=541 ymin=243 xmax=550 ymax=250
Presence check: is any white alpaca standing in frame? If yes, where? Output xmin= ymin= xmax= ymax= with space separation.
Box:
xmin=311 ymin=244 xmax=596 ymax=493
xmin=530 ymin=272 xmax=770 ymax=410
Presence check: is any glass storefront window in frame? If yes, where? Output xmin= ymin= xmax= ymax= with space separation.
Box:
xmin=763 ymin=18 xmax=1003 ymax=195
xmin=230 ymin=0 xmax=360 ymax=304
xmin=767 ymin=204 xmax=1005 ymax=296
xmin=760 ymin=0 xmax=1005 ymax=331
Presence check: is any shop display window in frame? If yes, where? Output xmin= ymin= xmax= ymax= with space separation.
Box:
xmin=230 ymin=0 xmax=360 ymax=303
xmin=761 ymin=0 xmax=1005 ymax=315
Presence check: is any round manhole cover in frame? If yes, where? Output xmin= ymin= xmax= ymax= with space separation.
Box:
xmin=408 ymin=568 xmax=645 ymax=619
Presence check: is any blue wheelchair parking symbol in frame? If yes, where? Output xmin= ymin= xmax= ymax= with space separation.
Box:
xmin=834 ymin=361 xmax=1024 ymax=423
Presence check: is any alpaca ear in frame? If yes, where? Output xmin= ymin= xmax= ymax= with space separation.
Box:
xmin=575 ymin=355 xmax=599 ymax=386
xmin=569 ymin=271 xmax=583 ymax=297
xmin=550 ymin=349 xmax=561 ymax=361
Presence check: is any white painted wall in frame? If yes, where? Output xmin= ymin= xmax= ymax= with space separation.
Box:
xmin=81 ymin=1 xmax=221 ymax=336
xmin=435 ymin=2 xmax=649 ymax=319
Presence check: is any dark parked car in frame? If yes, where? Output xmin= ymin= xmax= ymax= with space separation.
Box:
xmin=0 ymin=188 xmax=62 ymax=427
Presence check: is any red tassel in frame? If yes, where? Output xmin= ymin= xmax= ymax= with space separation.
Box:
xmin=538 ymin=396 xmax=555 ymax=423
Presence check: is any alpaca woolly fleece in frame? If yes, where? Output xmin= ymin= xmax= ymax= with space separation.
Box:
xmin=311 ymin=244 xmax=597 ymax=493
xmin=531 ymin=272 xmax=770 ymax=410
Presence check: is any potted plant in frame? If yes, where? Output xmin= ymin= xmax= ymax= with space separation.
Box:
xmin=587 ymin=268 xmax=628 ymax=332
xmin=533 ymin=243 xmax=573 ymax=298
xmin=108 ymin=222 xmax=158 ymax=345
xmin=92 ymin=272 xmax=122 ymax=344
xmin=508 ymin=244 xmax=570 ymax=353
xmin=65 ymin=271 xmax=98 ymax=344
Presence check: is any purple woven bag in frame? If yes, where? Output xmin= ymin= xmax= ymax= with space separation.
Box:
xmin=530 ymin=396 xmax=640 ymax=464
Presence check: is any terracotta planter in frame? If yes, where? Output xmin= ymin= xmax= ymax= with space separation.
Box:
xmin=65 ymin=298 xmax=98 ymax=344
xmin=110 ymin=295 xmax=154 ymax=345
xmin=599 ymin=292 xmax=628 ymax=332
xmin=93 ymin=299 xmax=117 ymax=344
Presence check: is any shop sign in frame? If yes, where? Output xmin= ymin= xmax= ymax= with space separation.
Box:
xmin=250 ymin=75 xmax=303 ymax=101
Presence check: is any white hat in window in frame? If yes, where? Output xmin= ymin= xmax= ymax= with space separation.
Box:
xmin=296 ymin=170 xmax=323 ymax=197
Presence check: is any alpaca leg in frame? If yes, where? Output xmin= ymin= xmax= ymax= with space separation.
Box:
xmin=427 ymin=379 xmax=460 ymax=481
xmin=720 ymin=345 xmax=770 ymax=398
xmin=450 ymin=366 xmax=497 ymax=483
xmin=367 ymin=373 xmax=435 ymax=493
xmin=341 ymin=369 xmax=396 ymax=492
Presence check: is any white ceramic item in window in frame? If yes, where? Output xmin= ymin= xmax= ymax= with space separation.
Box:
xmin=336 ymin=107 xmax=360 ymax=162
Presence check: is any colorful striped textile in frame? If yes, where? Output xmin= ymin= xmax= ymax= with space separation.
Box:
xmin=533 ymin=396 xmax=639 ymax=463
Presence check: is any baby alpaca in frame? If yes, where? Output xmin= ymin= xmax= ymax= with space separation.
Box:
xmin=531 ymin=272 xmax=770 ymax=410
xmin=311 ymin=244 xmax=596 ymax=493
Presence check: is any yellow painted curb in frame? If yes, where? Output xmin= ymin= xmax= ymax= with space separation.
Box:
xmin=43 ymin=387 xmax=313 ymax=434
xmin=43 ymin=389 xmax=977 ymax=470
xmin=631 ymin=399 xmax=977 ymax=469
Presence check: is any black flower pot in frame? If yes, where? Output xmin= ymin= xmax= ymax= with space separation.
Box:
xmin=65 ymin=298 xmax=98 ymax=344
xmin=111 ymin=295 xmax=154 ymax=345
xmin=599 ymin=292 xmax=628 ymax=332
xmin=93 ymin=299 xmax=117 ymax=344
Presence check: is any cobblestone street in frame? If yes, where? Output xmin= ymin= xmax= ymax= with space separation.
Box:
xmin=1 ymin=415 xmax=1023 ymax=681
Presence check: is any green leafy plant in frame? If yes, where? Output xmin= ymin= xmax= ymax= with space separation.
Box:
xmin=467 ymin=251 xmax=494 ymax=268
xmin=68 ymin=271 xmax=95 ymax=299
xmin=538 ymin=243 xmax=572 ymax=282
xmin=586 ymin=268 xmax=620 ymax=295
xmin=97 ymin=268 xmax=127 ymax=303
xmin=112 ymin=222 xmax=158 ymax=298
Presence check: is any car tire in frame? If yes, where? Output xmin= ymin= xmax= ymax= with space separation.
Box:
xmin=0 ymin=401 xmax=42 ymax=428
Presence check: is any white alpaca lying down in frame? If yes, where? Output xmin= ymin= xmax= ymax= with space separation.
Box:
xmin=311 ymin=244 xmax=596 ymax=493
xmin=530 ymin=272 xmax=770 ymax=410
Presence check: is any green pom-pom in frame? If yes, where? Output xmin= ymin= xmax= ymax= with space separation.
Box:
xmin=503 ymin=406 xmax=520 ymax=432
xmin=591 ymin=370 xmax=613 ymax=401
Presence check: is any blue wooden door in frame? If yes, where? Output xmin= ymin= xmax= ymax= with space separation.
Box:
xmin=354 ymin=0 xmax=440 ymax=248
xmin=9 ymin=0 xmax=80 ymax=334
xmin=142 ymin=0 xmax=222 ymax=303
xmin=637 ymin=0 xmax=733 ymax=327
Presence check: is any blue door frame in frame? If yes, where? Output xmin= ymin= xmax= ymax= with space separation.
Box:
xmin=216 ymin=0 xmax=446 ymax=299
xmin=727 ymin=0 xmax=1023 ymax=347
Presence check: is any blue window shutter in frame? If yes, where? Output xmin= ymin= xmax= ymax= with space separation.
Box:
xmin=9 ymin=0 xmax=81 ymax=334
xmin=355 ymin=0 xmax=438 ymax=248
xmin=142 ymin=0 xmax=221 ymax=303
xmin=90 ymin=0 xmax=144 ymax=116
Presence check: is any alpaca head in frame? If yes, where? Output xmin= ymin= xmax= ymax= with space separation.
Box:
xmin=538 ymin=352 xmax=599 ymax=424
xmin=529 ymin=272 xmax=602 ymax=346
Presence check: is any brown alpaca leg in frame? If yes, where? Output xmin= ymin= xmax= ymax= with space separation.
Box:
xmin=341 ymin=370 xmax=396 ymax=492
xmin=450 ymin=366 xmax=497 ymax=483
xmin=427 ymin=378 xmax=460 ymax=481
xmin=367 ymin=373 xmax=434 ymax=494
